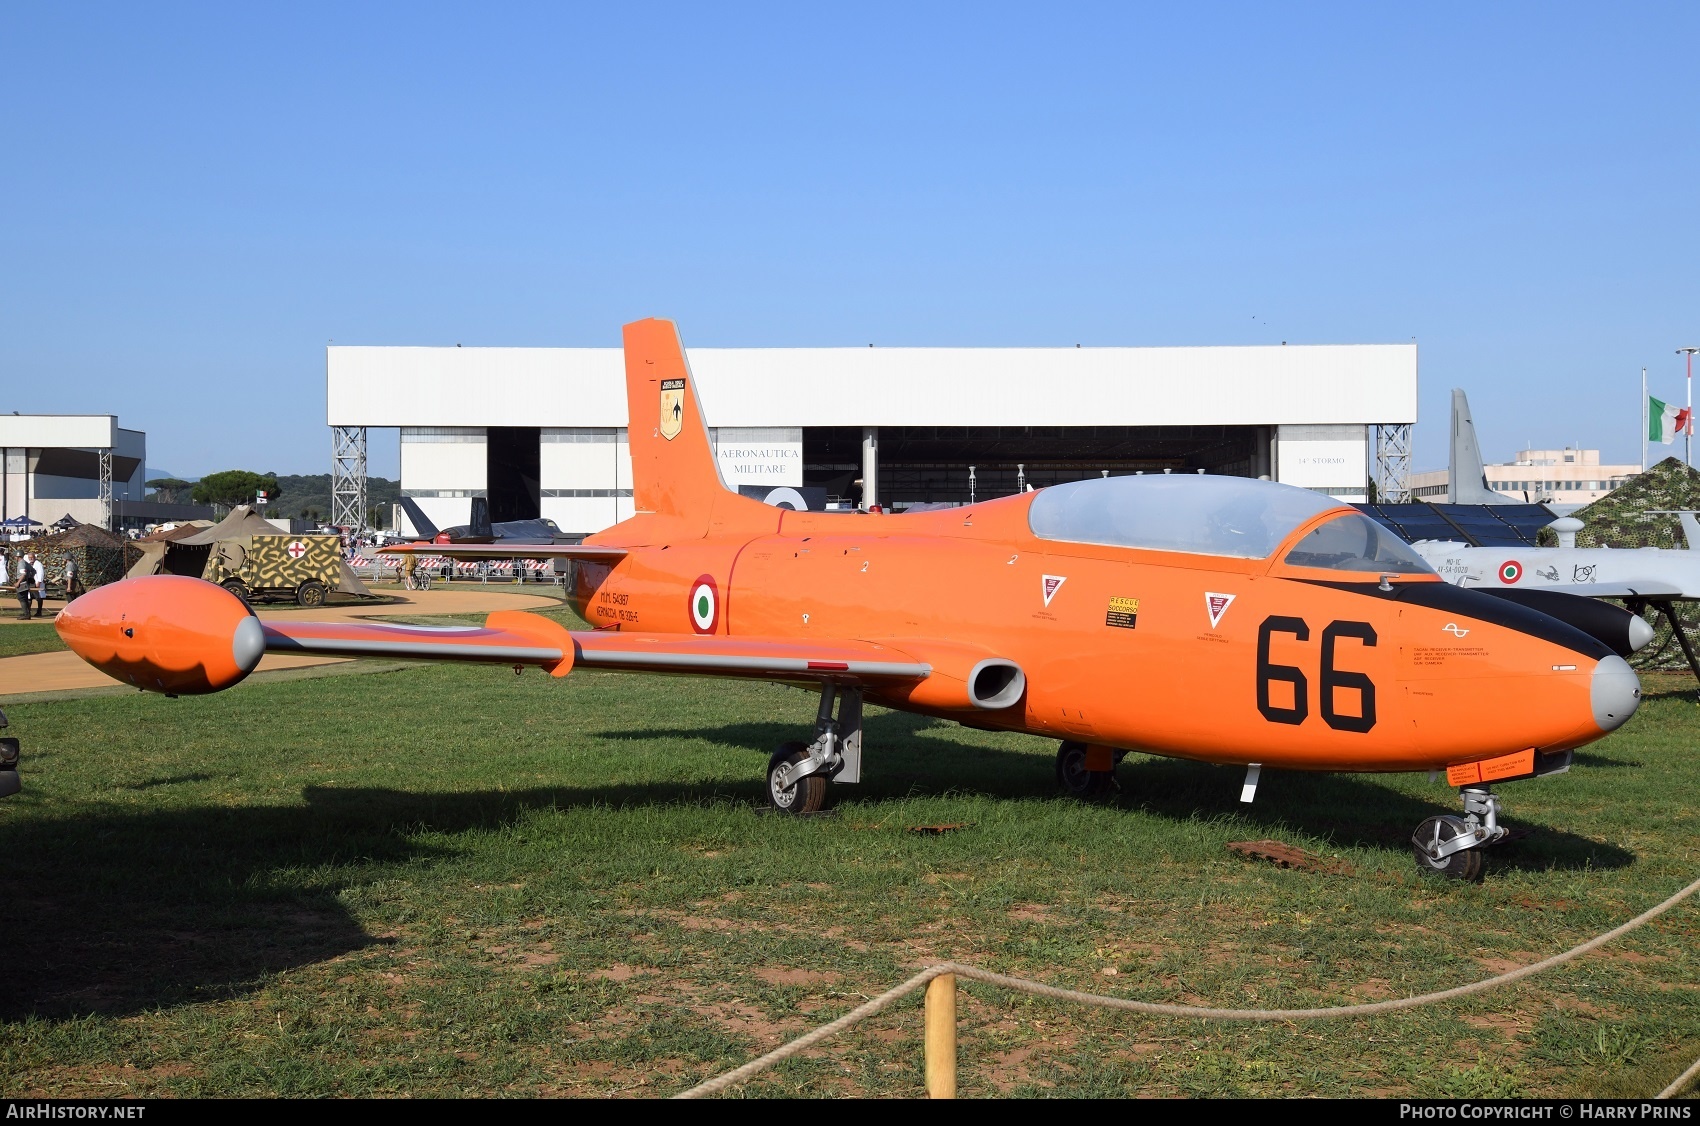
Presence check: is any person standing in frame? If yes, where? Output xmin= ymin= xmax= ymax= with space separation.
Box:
xmin=63 ymin=553 xmax=83 ymax=600
xmin=15 ymin=552 xmax=36 ymax=620
xmin=31 ymin=554 xmax=47 ymax=617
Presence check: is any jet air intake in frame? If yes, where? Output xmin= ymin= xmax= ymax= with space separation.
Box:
xmin=896 ymin=648 xmax=1027 ymax=712
xmin=968 ymin=659 xmax=1027 ymax=710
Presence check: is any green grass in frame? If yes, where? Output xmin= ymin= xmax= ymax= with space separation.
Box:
xmin=0 ymin=621 xmax=1697 ymax=1098
xmin=0 ymin=623 xmax=65 ymax=659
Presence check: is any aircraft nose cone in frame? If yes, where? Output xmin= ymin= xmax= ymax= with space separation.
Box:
xmin=1627 ymin=614 xmax=1656 ymax=653
xmin=1591 ymin=655 xmax=1642 ymax=732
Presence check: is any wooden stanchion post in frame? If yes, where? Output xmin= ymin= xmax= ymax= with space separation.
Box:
xmin=924 ymin=973 xmax=957 ymax=1099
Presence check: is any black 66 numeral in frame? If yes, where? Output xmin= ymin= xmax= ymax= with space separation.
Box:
xmin=1256 ymin=616 xmax=1377 ymax=732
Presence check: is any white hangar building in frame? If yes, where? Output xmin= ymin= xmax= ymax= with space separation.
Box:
xmin=0 ymin=415 xmax=146 ymax=531
xmin=325 ymin=344 xmax=1419 ymax=537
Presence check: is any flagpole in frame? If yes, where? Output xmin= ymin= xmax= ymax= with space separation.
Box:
xmin=1643 ymin=367 xmax=1649 ymax=472
xmin=1682 ymin=348 xmax=1700 ymax=468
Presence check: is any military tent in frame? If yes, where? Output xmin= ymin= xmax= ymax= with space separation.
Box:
xmin=130 ymin=506 xmax=370 ymax=597
xmin=9 ymin=521 xmax=139 ymax=592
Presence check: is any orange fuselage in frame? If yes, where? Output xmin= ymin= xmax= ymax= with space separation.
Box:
xmin=575 ymin=495 xmax=1616 ymax=773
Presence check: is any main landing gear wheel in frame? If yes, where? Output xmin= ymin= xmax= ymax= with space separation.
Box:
xmin=1412 ymin=815 xmax=1484 ymax=882
xmin=768 ymin=741 xmax=829 ymax=815
xmin=1055 ymin=740 xmax=1115 ymax=798
xmin=761 ymin=682 xmax=862 ymax=815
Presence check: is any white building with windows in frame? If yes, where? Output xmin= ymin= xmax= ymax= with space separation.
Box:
xmin=1409 ymin=448 xmax=1641 ymax=506
xmin=327 ymin=343 xmax=1419 ymax=537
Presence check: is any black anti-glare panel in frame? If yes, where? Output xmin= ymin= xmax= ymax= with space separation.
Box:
xmin=1354 ymin=503 xmax=1556 ymax=548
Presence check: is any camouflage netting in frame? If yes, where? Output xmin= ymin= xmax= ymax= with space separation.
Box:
xmin=1544 ymin=457 xmax=1700 ymax=672
xmin=1540 ymin=456 xmax=1700 ymax=549
xmin=4 ymin=524 xmax=143 ymax=592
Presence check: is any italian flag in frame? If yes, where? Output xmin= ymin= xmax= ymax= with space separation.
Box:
xmin=1650 ymin=396 xmax=1692 ymax=444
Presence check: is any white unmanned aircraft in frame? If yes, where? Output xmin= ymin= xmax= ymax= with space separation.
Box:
xmin=1404 ymin=389 xmax=1700 ymax=670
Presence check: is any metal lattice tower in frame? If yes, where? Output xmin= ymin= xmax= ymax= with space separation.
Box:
xmin=331 ymin=426 xmax=368 ymax=531
xmin=1373 ymin=424 xmax=1413 ymax=503
xmin=98 ymin=448 xmax=113 ymax=530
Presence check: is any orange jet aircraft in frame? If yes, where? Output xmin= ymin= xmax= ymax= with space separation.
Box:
xmin=56 ymin=319 xmax=1645 ymax=880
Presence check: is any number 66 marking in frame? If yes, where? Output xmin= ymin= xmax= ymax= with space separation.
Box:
xmin=1256 ymin=616 xmax=1377 ymax=733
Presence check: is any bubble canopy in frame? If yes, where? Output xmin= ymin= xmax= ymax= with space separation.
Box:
xmin=1028 ymin=475 xmax=1355 ymax=561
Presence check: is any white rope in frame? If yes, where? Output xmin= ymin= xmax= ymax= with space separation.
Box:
xmin=675 ymin=871 xmax=1700 ymax=1098
xmin=676 ymin=967 xmax=939 ymax=1099
xmin=1658 ymin=1051 xmax=1700 ymax=1100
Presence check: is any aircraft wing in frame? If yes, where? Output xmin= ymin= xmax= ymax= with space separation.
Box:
xmin=377 ymin=542 xmax=628 ymax=563
xmin=570 ymin=631 xmax=931 ymax=680
xmin=260 ymin=615 xmax=933 ymax=684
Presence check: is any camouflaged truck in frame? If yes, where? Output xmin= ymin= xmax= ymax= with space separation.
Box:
xmin=202 ymin=534 xmax=346 ymax=606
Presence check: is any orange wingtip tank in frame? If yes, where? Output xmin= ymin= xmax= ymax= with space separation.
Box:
xmin=55 ymin=575 xmax=264 ymax=695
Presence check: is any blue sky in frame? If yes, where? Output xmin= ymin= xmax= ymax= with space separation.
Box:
xmin=2 ymin=3 xmax=1696 ymax=479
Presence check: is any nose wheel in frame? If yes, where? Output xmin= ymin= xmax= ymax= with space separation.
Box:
xmin=1412 ymin=815 xmax=1484 ymax=881
xmin=1411 ymin=786 xmax=1507 ymax=881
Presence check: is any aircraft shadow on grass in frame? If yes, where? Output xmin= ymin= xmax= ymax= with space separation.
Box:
xmin=594 ymin=710 xmax=1635 ymax=874
xmin=0 ymin=712 xmax=1630 ymax=1023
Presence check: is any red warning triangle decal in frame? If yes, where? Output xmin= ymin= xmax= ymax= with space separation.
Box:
xmin=1042 ymin=575 xmax=1066 ymax=607
xmin=1205 ymin=592 xmax=1235 ymax=628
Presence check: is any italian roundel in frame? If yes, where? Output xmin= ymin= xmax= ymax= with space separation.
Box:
xmin=1498 ymin=561 xmax=1522 ymax=584
xmin=689 ymin=575 xmax=719 ymax=634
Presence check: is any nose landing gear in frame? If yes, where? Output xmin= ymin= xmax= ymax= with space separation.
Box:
xmin=765 ymin=683 xmax=863 ymax=815
xmin=1412 ymin=785 xmax=1508 ymax=881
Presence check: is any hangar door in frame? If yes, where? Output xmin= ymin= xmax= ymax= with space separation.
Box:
xmin=487 ymin=427 xmax=541 ymax=523
xmin=803 ymin=425 xmax=1272 ymax=508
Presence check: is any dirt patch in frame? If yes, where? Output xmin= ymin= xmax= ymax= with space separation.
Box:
xmin=19 ymin=1060 xmax=205 ymax=1097
xmin=754 ymin=967 xmax=840 ymax=987
xmin=590 ymin=963 xmax=648 ymax=982
xmin=1475 ymin=954 xmax=1541 ymax=975
xmin=690 ymin=999 xmax=806 ymax=1042
xmin=1227 ymin=839 xmax=1355 ymax=876
xmin=1463 ymin=1011 xmax=1530 ymax=1038
xmin=518 ymin=950 xmax=560 ymax=967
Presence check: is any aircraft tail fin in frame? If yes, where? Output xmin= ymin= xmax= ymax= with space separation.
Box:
xmin=398 ymin=497 xmax=440 ymax=540
xmin=1645 ymin=510 xmax=1700 ymax=551
xmin=469 ymin=495 xmax=493 ymax=540
xmin=1449 ymin=389 xmax=1521 ymax=505
xmin=622 ymin=318 xmax=764 ymax=533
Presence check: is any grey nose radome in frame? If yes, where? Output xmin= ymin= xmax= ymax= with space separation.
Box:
xmin=1591 ymin=655 xmax=1642 ymax=732
xmin=1628 ymin=614 xmax=1656 ymax=653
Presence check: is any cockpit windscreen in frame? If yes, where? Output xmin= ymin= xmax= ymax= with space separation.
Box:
xmin=1282 ymin=512 xmax=1435 ymax=574
xmin=1027 ymin=475 xmax=1341 ymax=560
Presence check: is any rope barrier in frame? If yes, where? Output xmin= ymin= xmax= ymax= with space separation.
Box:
xmin=676 ymin=967 xmax=940 ymax=1099
xmin=1658 ymin=1052 xmax=1700 ymax=1100
xmin=675 ymin=871 xmax=1700 ymax=1099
